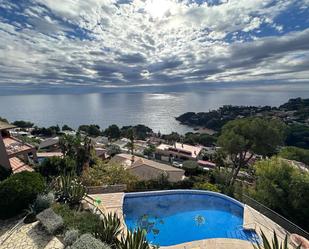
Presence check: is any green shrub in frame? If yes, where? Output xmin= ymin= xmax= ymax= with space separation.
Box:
xmin=193 ymin=182 xmax=220 ymax=192
xmin=69 ymin=234 xmax=111 ymax=249
xmin=32 ymin=192 xmax=55 ymax=214
xmin=94 ymin=213 xmax=122 ymax=247
xmin=64 ymin=229 xmax=79 ymax=246
xmin=0 ymin=171 xmax=45 ymax=219
xmin=118 ymin=228 xmax=151 ymax=249
xmin=36 ymin=208 xmax=64 ymax=234
xmin=182 ymin=160 xmax=199 ymax=175
xmin=52 ymin=203 xmax=101 ymax=234
xmin=37 ymin=156 xmax=75 ymax=179
xmin=0 ymin=166 xmax=12 ymax=181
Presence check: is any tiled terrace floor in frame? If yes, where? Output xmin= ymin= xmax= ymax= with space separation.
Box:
xmin=0 ymin=220 xmax=63 ymax=249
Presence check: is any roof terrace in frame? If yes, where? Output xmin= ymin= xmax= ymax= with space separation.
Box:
xmin=3 ymin=136 xmax=35 ymax=157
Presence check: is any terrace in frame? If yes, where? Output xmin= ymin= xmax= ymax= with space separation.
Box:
xmin=3 ymin=136 xmax=35 ymax=158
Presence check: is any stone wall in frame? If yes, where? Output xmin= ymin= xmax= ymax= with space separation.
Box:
xmin=86 ymin=184 xmax=127 ymax=194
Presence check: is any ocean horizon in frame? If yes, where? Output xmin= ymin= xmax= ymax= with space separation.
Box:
xmin=1 ymin=83 xmax=309 ymax=134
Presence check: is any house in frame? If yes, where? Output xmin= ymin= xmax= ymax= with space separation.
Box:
xmin=95 ymin=147 xmax=109 ymax=160
xmin=0 ymin=121 xmax=37 ymax=173
xmin=90 ymin=136 xmax=109 ymax=146
xmin=39 ymin=137 xmax=60 ymax=151
xmin=112 ymin=138 xmax=130 ymax=152
xmin=197 ymin=160 xmax=216 ymax=170
xmin=155 ymin=142 xmax=203 ymax=162
xmin=110 ymin=153 xmax=185 ymax=182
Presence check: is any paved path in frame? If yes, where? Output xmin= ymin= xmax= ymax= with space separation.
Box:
xmin=0 ymin=221 xmax=63 ymax=249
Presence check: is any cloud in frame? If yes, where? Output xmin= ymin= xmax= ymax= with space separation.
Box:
xmin=0 ymin=0 xmax=308 ymax=91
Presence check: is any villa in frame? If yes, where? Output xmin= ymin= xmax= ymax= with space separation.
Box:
xmin=155 ymin=142 xmax=203 ymax=162
xmin=0 ymin=121 xmax=37 ymax=173
xmin=110 ymin=153 xmax=185 ymax=182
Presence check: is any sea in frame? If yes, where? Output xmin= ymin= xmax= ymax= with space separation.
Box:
xmin=0 ymin=83 xmax=308 ymax=134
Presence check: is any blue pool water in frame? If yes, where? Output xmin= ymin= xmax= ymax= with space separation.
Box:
xmin=123 ymin=190 xmax=259 ymax=246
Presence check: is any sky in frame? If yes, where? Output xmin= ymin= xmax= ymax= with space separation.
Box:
xmin=0 ymin=0 xmax=309 ymax=93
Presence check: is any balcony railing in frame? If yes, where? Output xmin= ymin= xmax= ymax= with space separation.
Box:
xmin=242 ymin=194 xmax=309 ymax=240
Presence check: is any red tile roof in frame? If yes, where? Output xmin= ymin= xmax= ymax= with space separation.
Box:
xmin=9 ymin=157 xmax=34 ymax=173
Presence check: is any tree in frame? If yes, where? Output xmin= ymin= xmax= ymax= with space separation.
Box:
xmin=78 ymin=124 xmax=101 ymax=137
xmin=250 ymin=157 xmax=309 ymax=230
xmin=279 ymin=146 xmax=309 ymax=165
xmin=127 ymin=128 xmax=135 ymax=155
xmin=182 ymin=160 xmax=199 ymax=175
xmin=143 ymin=144 xmax=156 ymax=157
xmin=162 ymin=132 xmax=181 ymax=144
xmin=0 ymin=117 xmax=8 ymax=123
xmin=12 ymin=120 xmax=34 ymax=128
xmin=37 ymin=156 xmax=75 ymax=179
xmin=81 ymin=161 xmax=137 ymax=187
xmin=62 ymin=124 xmax=74 ymax=131
xmin=104 ymin=124 xmax=121 ymax=139
xmin=218 ymin=117 xmax=286 ymax=186
xmin=59 ymin=134 xmax=94 ymax=175
xmin=285 ymin=124 xmax=309 ymax=149
xmin=76 ymin=136 xmax=93 ymax=173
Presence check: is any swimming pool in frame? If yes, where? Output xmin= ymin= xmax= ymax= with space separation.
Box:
xmin=123 ymin=190 xmax=258 ymax=246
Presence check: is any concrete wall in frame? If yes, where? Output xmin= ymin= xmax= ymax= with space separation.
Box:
xmin=0 ymin=133 xmax=10 ymax=169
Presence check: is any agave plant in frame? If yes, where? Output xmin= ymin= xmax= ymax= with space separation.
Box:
xmin=94 ymin=212 xmax=122 ymax=248
xmin=118 ymin=228 xmax=152 ymax=249
xmin=56 ymin=175 xmax=86 ymax=206
xmin=253 ymin=231 xmax=301 ymax=249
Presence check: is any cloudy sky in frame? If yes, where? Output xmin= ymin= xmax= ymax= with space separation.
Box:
xmin=0 ymin=0 xmax=309 ymax=92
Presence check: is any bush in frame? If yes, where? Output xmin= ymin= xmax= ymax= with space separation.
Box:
xmin=193 ymin=182 xmax=220 ymax=192
xmin=64 ymin=229 xmax=79 ymax=246
xmin=36 ymin=208 xmax=63 ymax=234
xmin=279 ymin=146 xmax=309 ymax=165
xmin=0 ymin=171 xmax=45 ymax=219
xmin=182 ymin=160 xmax=199 ymax=175
xmin=69 ymin=234 xmax=111 ymax=249
xmin=0 ymin=166 xmax=12 ymax=181
xmin=52 ymin=203 xmax=101 ymax=234
xmin=32 ymin=192 xmax=55 ymax=214
xmin=37 ymin=156 xmax=76 ymax=179
xmin=81 ymin=162 xmax=137 ymax=187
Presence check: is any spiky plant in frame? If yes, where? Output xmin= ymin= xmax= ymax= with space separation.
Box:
xmin=118 ymin=228 xmax=152 ymax=249
xmin=253 ymin=231 xmax=301 ymax=249
xmin=56 ymin=175 xmax=86 ymax=206
xmin=94 ymin=212 xmax=122 ymax=248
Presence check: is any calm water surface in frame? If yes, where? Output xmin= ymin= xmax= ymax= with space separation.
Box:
xmin=123 ymin=192 xmax=258 ymax=246
xmin=0 ymin=88 xmax=308 ymax=134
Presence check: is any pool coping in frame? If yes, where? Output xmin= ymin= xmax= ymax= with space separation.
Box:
xmin=124 ymin=189 xmax=244 ymax=207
